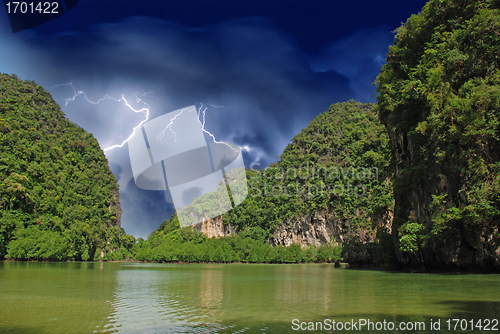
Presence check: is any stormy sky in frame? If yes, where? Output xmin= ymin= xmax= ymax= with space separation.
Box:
xmin=0 ymin=0 xmax=428 ymax=237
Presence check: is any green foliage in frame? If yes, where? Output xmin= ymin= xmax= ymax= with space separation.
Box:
xmin=158 ymin=214 xmax=181 ymax=234
xmin=375 ymin=0 xmax=500 ymax=260
xmin=219 ymin=101 xmax=394 ymax=237
xmin=134 ymin=220 xmax=343 ymax=264
xmin=0 ymin=75 xmax=392 ymax=264
xmin=0 ymin=73 xmax=133 ymax=261
xmin=430 ymin=193 xmax=463 ymax=235
xmin=398 ymin=222 xmax=426 ymax=252
xmin=137 ymin=101 xmax=394 ymax=265
xmin=6 ymin=226 xmax=70 ymax=260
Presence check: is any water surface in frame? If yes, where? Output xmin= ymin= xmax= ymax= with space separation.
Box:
xmin=0 ymin=262 xmax=499 ymax=333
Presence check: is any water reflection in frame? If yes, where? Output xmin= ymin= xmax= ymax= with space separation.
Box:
xmin=1 ymin=262 xmax=499 ymax=334
xmin=0 ymin=261 xmax=117 ymax=334
xmin=199 ymin=267 xmax=223 ymax=313
xmin=275 ymin=265 xmax=336 ymax=315
xmin=104 ymin=264 xmax=229 ymax=333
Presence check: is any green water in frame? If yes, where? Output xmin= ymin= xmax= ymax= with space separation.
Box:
xmin=0 ymin=262 xmax=499 ymax=333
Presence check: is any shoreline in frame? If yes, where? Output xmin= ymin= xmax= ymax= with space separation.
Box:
xmin=3 ymin=259 xmax=499 ymax=274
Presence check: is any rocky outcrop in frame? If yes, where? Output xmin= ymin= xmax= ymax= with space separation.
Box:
xmin=270 ymin=209 xmax=392 ymax=248
xmin=270 ymin=208 xmax=393 ymax=265
xmin=193 ymin=209 xmax=392 ymax=248
xmin=373 ymin=0 xmax=500 ymax=272
xmin=193 ymin=207 xmax=393 ymax=265
xmin=192 ymin=216 xmax=239 ymax=239
xmin=386 ymin=114 xmax=500 ymax=272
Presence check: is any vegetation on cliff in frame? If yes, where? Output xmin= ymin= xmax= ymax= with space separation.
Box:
xmin=134 ymin=215 xmax=342 ymax=263
xmin=140 ymin=101 xmax=395 ymax=265
xmin=0 ymin=73 xmax=134 ymax=261
xmin=226 ymin=101 xmax=393 ymax=233
xmin=9 ymin=0 xmax=499 ymax=271
xmin=0 ymin=74 xmax=380 ymax=264
xmin=375 ymin=0 xmax=500 ymax=270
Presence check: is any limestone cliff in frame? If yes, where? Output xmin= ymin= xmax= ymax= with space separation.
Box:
xmin=0 ymin=73 xmax=126 ymax=261
xmin=191 ymin=101 xmax=394 ymax=266
xmin=194 ymin=207 xmax=393 ymax=265
xmin=271 ymin=209 xmax=393 ymax=265
xmin=385 ymin=128 xmax=500 ymax=271
xmin=374 ymin=0 xmax=500 ymax=271
xmin=192 ymin=216 xmax=238 ymax=239
xmin=270 ymin=209 xmax=392 ymax=247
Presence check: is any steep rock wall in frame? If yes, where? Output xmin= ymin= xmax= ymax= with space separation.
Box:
xmin=271 ymin=209 xmax=393 ymax=265
xmin=192 ymin=216 xmax=238 ymax=239
xmin=373 ymin=0 xmax=500 ymax=272
xmin=270 ymin=209 xmax=392 ymax=247
xmin=387 ymin=129 xmax=500 ymax=271
xmin=194 ymin=208 xmax=393 ymax=265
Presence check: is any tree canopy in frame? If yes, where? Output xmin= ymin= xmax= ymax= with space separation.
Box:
xmin=142 ymin=101 xmax=394 ymax=264
xmin=374 ymin=0 xmax=500 ymax=269
xmin=0 ymin=73 xmax=134 ymax=261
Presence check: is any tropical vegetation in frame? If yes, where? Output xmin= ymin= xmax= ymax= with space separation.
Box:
xmin=0 ymin=73 xmax=134 ymax=261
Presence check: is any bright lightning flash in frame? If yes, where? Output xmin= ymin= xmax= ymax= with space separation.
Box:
xmin=197 ymin=103 xmax=239 ymax=153
xmin=52 ymin=83 xmax=237 ymax=154
xmin=50 ymin=82 xmax=153 ymax=152
xmin=155 ymin=103 xmax=238 ymax=153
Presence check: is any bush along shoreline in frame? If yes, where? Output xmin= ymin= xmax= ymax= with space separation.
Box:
xmin=133 ymin=218 xmax=343 ymax=264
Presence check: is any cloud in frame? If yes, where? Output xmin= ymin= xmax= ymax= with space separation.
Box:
xmin=0 ymin=16 xmax=362 ymax=236
xmin=310 ymin=26 xmax=395 ymax=103
xmin=120 ymin=178 xmax=175 ymax=238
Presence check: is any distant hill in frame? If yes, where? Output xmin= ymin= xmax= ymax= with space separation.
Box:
xmin=150 ymin=100 xmax=395 ymax=266
xmin=224 ymin=101 xmax=392 ymax=231
xmin=0 ymin=73 xmax=133 ymax=261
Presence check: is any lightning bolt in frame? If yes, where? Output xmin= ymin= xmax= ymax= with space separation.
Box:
xmin=197 ymin=103 xmax=239 ymax=153
xmin=156 ymin=107 xmax=191 ymax=141
xmin=49 ymin=82 xmax=154 ymax=152
xmin=50 ymin=83 xmax=238 ymax=154
xmin=50 ymin=82 xmax=122 ymax=106
xmin=155 ymin=103 xmax=238 ymax=153
xmin=104 ymin=94 xmax=150 ymax=152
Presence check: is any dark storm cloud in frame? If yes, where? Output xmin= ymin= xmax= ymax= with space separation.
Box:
xmin=310 ymin=26 xmax=396 ymax=103
xmin=1 ymin=16 xmax=353 ymax=162
xmin=0 ymin=16 xmax=393 ymax=236
xmin=120 ymin=178 xmax=175 ymax=238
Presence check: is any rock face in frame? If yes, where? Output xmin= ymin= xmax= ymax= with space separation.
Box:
xmin=194 ymin=208 xmax=393 ymax=265
xmin=192 ymin=216 xmax=238 ymax=239
xmin=271 ymin=209 xmax=393 ymax=265
xmin=193 ymin=212 xmax=393 ymax=246
xmin=374 ymin=0 xmax=500 ymax=272
xmin=387 ymin=129 xmax=500 ymax=271
xmin=270 ymin=209 xmax=392 ymax=247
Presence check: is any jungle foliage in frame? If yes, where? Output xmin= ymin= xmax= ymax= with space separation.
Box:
xmin=0 ymin=73 xmax=134 ymax=261
xmin=222 ymin=101 xmax=393 ymax=235
xmin=134 ymin=215 xmax=342 ymax=263
xmin=0 ymin=73 xmax=391 ymax=264
xmin=374 ymin=0 xmax=500 ymax=255
xmin=141 ymin=101 xmax=394 ymax=264
xmin=4 ymin=0 xmax=499 ymax=269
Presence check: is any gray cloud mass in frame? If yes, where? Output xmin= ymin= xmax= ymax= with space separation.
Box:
xmin=0 ymin=16 xmax=392 ymax=237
